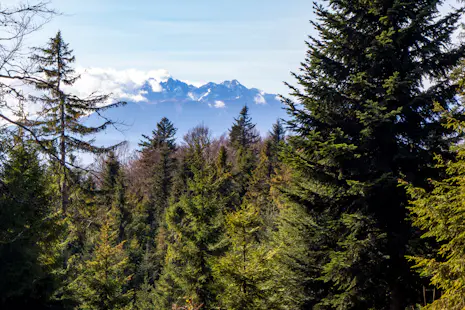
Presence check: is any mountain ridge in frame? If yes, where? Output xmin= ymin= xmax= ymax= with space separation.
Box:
xmin=138 ymin=77 xmax=280 ymax=106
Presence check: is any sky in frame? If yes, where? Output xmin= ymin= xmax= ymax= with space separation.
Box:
xmin=23 ymin=0 xmax=317 ymax=95
xmin=4 ymin=0 xmax=464 ymax=161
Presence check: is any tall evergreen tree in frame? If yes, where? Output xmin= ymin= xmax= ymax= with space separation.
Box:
xmin=136 ymin=117 xmax=178 ymax=288
xmin=406 ymin=128 xmax=465 ymax=309
xmin=139 ymin=116 xmax=177 ymax=150
xmin=269 ymin=119 xmax=285 ymax=146
xmin=229 ymin=105 xmax=259 ymax=150
xmin=156 ymin=129 xmax=229 ymax=309
xmin=229 ymin=106 xmax=260 ymax=200
xmin=246 ymin=141 xmax=279 ymax=227
xmin=277 ymin=1 xmax=465 ymax=309
xmin=268 ymin=119 xmax=286 ymax=164
xmin=140 ymin=117 xmax=177 ymax=234
xmin=28 ymin=31 xmax=125 ymax=213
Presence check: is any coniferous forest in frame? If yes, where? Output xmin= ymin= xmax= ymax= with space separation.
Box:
xmin=3 ymin=0 xmax=465 ymax=309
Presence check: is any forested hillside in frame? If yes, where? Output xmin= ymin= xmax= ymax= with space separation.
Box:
xmin=2 ymin=1 xmax=465 ymax=309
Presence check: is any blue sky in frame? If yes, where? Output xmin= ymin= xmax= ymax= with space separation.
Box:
xmin=13 ymin=0 xmax=463 ymax=159
xmin=26 ymin=0 xmax=317 ymax=95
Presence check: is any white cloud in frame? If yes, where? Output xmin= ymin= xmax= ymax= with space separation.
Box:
xmin=67 ymin=67 xmax=172 ymax=102
xmin=254 ymin=93 xmax=266 ymax=105
xmin=181 ymin=79 xmax=205 ymax=88
xmin=0 ymin=67 xmax=173 ymax=125
xmin=214 ymin=100 xmax=226 ymax=108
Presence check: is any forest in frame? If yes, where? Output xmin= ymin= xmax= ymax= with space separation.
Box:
xmin=2 ymin=0 xmax=465 ymax=309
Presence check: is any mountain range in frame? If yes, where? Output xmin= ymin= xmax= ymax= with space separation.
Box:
xmin=140 ymin=78 xmax=280 ymax=107
xmin=87 ymin=77 xmax=287 ymax=150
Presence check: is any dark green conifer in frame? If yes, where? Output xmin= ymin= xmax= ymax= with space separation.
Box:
xmin=0 ymin=137 xmax=63 ymax=308
xmin=277 ymin=0 xmax=465 ymax=308
xmin=156 ymin=127 xmax=229 ymax=309
xmin=229 ymin=105 xmax=259 ymax=150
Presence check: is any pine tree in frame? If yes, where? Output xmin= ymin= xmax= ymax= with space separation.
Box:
xmin=0 ymin=137 xmax=63 ymax=308
xmin=69 ymin=211 xmax=132 ymax=310
xmin=278 ymin=1 xmax=465 ymax=309
xmin=28 ymin=31 xmax=125 ymax=213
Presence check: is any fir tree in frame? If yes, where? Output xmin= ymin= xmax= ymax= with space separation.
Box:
xmin=278 ymin=0 xmax=465 ymax=309
xmin=135 ymin=118 xmax=178 ymax=288
xmin=143 ymin=117 xmax=177 ymax=233
xmin=139 ymin=116 xmax=177 ymax=150
xmin=246 ymin=140 xmax=279 ymax=227
xmin=28 ymin=31 xmax=125 ymax=213
xmin=268 ymin=119 xmax=286 ymax=164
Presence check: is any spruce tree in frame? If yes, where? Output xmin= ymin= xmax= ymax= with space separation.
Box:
xmin=406 ymin=134 xmax=465 ymax=309
xmin=156 ymin=128 xmax=228 ymax=309
xmin=135 ymin=118 xmax=178 ymax=288
xmin=28 ymin=31 xmax=125 ymax=213
xmin=268 ymin=119 xmax=286 ymax=164
xmin=139 ymin=116 xmax=177 ymax=150
xmin=229 ymin=106 xmax=259 ymax=200
xmin=140 ymin=117 xmax=177 ymax=234
xmin=246 ymin=140 xmax=279 ymax=227
xmin=278 ymin=1 xmax=465 ymax=309
xmin=229 ymin=105 xmax=259 ymax=150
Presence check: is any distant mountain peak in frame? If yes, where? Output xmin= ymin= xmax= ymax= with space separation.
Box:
xmin=132 ymin=76 xmax=279 ymax=107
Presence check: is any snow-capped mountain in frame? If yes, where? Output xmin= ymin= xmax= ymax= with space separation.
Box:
xmin=85 ymin=76 xmax=286 ymax=150
xmin=138 ymin=77 xmax=280 ymax=106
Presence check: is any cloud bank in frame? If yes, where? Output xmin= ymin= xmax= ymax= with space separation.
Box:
xmin=69 ymin=67 xmax=172 ymax=102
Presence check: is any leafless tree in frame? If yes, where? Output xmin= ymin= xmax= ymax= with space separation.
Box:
xmin=0 ymin=1 xmax=56 ymax=136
